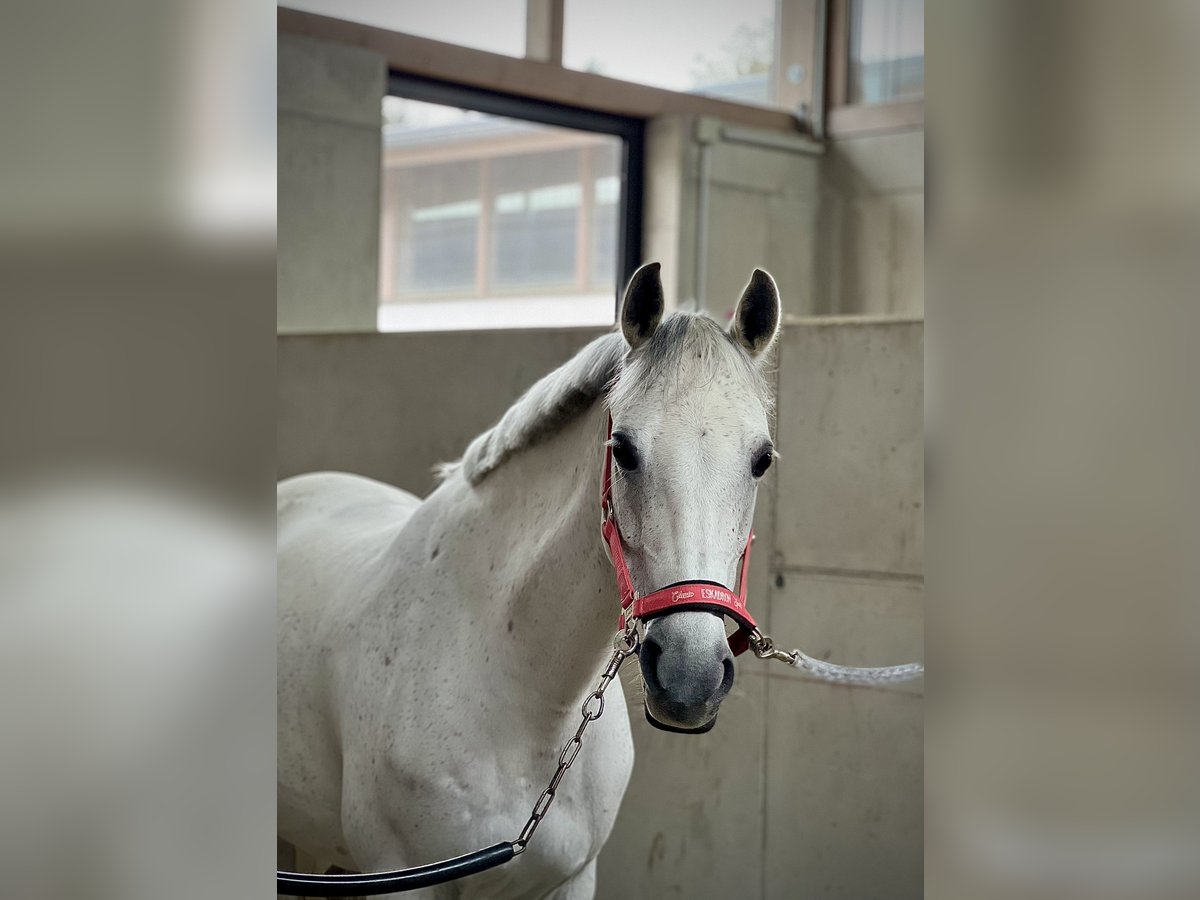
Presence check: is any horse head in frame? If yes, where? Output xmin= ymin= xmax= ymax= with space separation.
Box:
xmin=608 ymin=262 xmax=780 ymax=732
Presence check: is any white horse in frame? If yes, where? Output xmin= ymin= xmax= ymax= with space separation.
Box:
xmin=277 ymin=262 xmax=781 ymax=898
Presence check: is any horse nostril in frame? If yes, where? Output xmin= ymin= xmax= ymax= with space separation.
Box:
xmin=719 ymin=656 xmax=735 ymax=698
xmin=639 ymin=634 xmax=664 ymax=694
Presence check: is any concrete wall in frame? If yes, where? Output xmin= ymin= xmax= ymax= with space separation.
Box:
xmin=817 ymin=129 xmax=925 ymax=317
xmin=278 ymin=327 xmax=605 ymax=496
xmin=761 ymin=320 xmax=923 ymax=900
xmin=276 ymin=319 xmax=924 ymax=899
xmin=645 ymin=116 xmax=823 ymax=321
xmin=278 ymin=35 xmax=385 ymax=333
xmin=646 ymin=120 xmax=924 ymax=322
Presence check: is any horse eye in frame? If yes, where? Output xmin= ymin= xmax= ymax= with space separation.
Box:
xmin=611 ymin=433 xmax=640 ymax=471
xmin=751 ymin=449 xmax=773 ymax=479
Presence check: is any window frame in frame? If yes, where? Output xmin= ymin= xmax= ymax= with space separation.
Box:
xmin=383 ymin=72 xmax=645 ymax=323
xmin=825 ymin=0 xmax=924 ymax=137
xmin=279 ymin=7 xmax=803 ymax=133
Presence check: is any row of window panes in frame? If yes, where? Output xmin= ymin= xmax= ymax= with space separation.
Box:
xmin=382 ymin=153 xmax=620 ymax=299
xmin=285 ymin=0 xmax=921 ymax=109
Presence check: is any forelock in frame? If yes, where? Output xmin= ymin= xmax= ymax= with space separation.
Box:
xmin=608 ymin=312 xmax=773 ymax=413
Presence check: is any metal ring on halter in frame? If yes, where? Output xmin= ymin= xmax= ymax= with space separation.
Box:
xmin=614 ymin=619 xmax=639 ymax=654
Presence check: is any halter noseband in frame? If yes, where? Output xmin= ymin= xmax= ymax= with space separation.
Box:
xmin=600 ymin=415 xmax=758 ymax=657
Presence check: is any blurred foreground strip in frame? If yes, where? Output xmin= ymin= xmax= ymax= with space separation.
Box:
xmin=927 ymin=1 xmax=1200 ymax=898
xmin=0 ymin=0 xmax=276 ymax=894
xmin=0 ymin=477 xmax=274 ymax=900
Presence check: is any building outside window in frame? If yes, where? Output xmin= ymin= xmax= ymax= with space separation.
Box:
xmin=379 ymin=96 xmax=635 ymax=332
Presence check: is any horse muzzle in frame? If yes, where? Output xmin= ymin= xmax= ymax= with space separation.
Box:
xmin=637 ymin=611 xmax=735 ymax=733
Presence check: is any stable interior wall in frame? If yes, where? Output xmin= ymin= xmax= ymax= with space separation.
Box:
xmin=278 ymin=328 xmax=605 ymax=496
xmin=817 ymin=129 xmax=925 ymax=316
xmin=644 ymin=115 xmax=824 ymax=320
xmin=645 ymin=118 xmax=924 ymax=321
xmin=278 ymin=35 xmax=385 ymax=333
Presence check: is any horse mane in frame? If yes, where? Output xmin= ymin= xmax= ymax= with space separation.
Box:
xmin=439 ymin=332 xmax=627 ymax=486
xmin=440 ymin=314 xmax=772 ymax=486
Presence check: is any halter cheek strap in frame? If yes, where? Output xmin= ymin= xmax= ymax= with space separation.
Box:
xmin=601 ymin=416 xmax=758 ymax=656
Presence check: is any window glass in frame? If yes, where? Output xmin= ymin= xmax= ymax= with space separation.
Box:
xmin=563 ymin=0 xmax=777 ymax=107
xmin=847 ymin=0 xmax=924 ymax=105
xmin=279 ymin=0 xmax=525 ymax=57
xmin=397 ymin=160 xmax=480 ymax=293
xmin=490 ymin=150 xmax=581 ymax=288
xmin=380 ymin=98 xmax=623 ymax=332
xmin=589 ymin=146 xmax=621 ymax=288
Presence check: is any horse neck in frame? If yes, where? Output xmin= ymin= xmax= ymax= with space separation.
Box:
xmin=470 ymin=402 xmax=617 ymax=713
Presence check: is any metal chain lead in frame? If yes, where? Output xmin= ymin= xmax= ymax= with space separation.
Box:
xmin=511 ymin=620 xmax=919 ymax=858
xmin=748 ymin=629 xmax=924 ymax=686
xmin=512 ymin=623 xmax=639 ymax=855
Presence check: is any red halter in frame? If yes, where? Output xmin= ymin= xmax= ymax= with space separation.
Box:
xmin=600 ymin=415 xmax=758 ymax=656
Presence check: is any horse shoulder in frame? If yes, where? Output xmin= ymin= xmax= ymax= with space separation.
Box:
xmin=277 ymin=471 xmax=427 ymax=861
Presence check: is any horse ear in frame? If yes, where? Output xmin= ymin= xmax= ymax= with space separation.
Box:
xmin=620 ymin=262 xmax=664 ymax=349
xmin=729 ymin=268 xmax=781 ymax=358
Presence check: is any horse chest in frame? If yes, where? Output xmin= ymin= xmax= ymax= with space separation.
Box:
xmin=355 ymin=693 xmax=634 ymax=888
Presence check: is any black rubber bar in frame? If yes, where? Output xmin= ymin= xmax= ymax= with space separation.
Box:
xmin=277 ymin=842 xmax=516 ymax=896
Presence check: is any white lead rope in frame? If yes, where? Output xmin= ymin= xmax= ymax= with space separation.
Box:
xmin=748 ymin=630 xmax=924 ymax=686
xmin=785 ymin=649 xmax=924 ymax=685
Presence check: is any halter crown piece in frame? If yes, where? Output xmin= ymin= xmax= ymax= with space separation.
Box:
xmin=600 ymin=415 xmax=758 ymax=656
